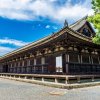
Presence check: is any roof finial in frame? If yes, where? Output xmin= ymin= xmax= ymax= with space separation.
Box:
xmin=64 ymin=19 xmax=68 ymax=27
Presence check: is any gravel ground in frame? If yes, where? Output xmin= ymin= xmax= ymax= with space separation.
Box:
xmin=0 ymin=78 xmax=100 ymax=100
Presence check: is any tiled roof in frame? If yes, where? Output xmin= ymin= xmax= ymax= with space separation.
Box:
xmin=69 ymin=16 xmax=88 ymax=31
xmin=0 ymin=16 xmax=97 ymax=60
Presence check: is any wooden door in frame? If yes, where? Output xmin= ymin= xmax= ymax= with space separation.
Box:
xmin=56 ymin=56 xmax=63 ymax=72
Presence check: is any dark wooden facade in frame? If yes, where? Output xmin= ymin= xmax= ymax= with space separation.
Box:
xmin=0 ymin=17 xmax=100 ymax=75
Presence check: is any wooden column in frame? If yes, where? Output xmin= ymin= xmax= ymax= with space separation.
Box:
xmin=22 ymin=61 xmax=24 ymax=73
xmin=41 ymin=57 xmax=45 ymax=73
xmin=91 ymin=55 xmax=93 ymax=64
xmin=34 ymin=58 xmax=36 ymax=73
xmin=78 ymin=55 xmax=80 ymax=63
xmin=89 ymin=55 xmax=92 ymax=64
xmin=65 ymin=53 xmax=69 ymax=74
xmin=98 ymin=56 xmax=100 ymax=64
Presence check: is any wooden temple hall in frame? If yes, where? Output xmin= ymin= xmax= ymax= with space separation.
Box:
xmin=0 ymin=17 xmax=100 ymax=75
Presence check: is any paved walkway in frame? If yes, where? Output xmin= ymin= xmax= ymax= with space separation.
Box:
xmin=0 ymin=78 xmax=100 ymax=100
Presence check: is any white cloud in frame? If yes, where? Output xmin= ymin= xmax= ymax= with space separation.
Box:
xmin=0 ymin=37 xmax=29 ymax=46
xmin=0 ymin=37 xmax=29 ymax=56
xmin=52 ymin=26 xmax=58 ymax=30
xmin=0 ymin=46 xmax=14 ymax=56
xmin=45 ymin=25 xmax=50 ymax=29
xmin=45 ymin=25 xmax=58 ymax=29
xmin=0 ymin=0 xmax=93 ymax=22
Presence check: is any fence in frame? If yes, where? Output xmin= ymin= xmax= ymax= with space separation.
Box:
xmin=0 ymin=73 xmax=100 ymax=85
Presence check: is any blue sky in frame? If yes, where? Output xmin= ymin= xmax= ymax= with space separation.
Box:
xmin=0 ymin=0 xmax=93 ymax=56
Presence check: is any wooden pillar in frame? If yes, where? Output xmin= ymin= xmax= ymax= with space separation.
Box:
xmin=65 ymin=54 xmax=69 ymax=74
xmin=24 ymin=76 xmax=27 ymax=79
xmin=91 ymin=56 xmax=93 ymax=64
xmin=77 ymin=77 xmax=80 ymax=83
xmin=41 ymin=64 xmax=44 ymax=73
xmin=65 ymin=77 xmax=69 ymax=84
xmin=32 ymin=77 xmax=34 ymax=80
xmin=89 ymin=55 xmax=91 ymax=64
xmin=92 ymin=76 xmax=94 ymax=81
xmin=34 ymin=66 xmax=35 ymax=73
xmin=34 ymin=58 xmax=36 ymax=73
xmin=41 ymin=57 xmax=45 ymax=73
xmin=22 ymin=61 xmax=24 ymax=67
xmin=55 ymin=78 xmax=58 ymax=83
xmin=80 ymin=54 xmax=82 ymax=63
xmin=18 ymin=62 xmax=20 ymax=67
xmin=19 ymin=76 xmax=20 ymax=79
xmin=22 ymin=61 xmax=24 ymax=73
xmin=42 ymin=77 xmax=44 ymax=82
xmin=98 ymin=56 xmax=100 ymax=64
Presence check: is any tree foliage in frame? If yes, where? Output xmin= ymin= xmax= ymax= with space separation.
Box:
xmin=88 ymin=0 xmax=100 ymax=44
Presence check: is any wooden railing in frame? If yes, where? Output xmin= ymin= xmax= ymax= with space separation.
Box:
xmin=0 ymin=73 xmax=100 ymax=84
xmin=68 ymin=62 xmax=100 ymax=74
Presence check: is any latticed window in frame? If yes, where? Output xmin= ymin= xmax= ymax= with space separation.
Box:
xmin=16 ymin=62 xmax=18 ymax=67
xmin=20 ymin=62 xmax=22 ymax=67
xmin=36 ymin=58 xmax=41 ymax=64
xmin=14 ymin=63 xmax=16 ymax=67
xmin=27 ymin=60 xmax=30 ymax=66
xmin=82 ymin=55 xmax=90 ymax=63
xmin=45 ymin=56 xmax=49 ymax=63
xmin=24 ymin=60 xmax=27 ymax=66
xmin=69 ymin=53 xmax=78 ymax=63
xmin=30 ymin=59 xmax=34 ymax=65
xmin=92 ymin=56 xmax=99 ymax=64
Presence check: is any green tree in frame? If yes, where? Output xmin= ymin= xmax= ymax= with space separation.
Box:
xmin=88 ymin=0 xmax=100 ymax=44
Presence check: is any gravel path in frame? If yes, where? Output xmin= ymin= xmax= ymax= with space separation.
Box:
xmin=0 ymin=78 xmax=100 ymax=100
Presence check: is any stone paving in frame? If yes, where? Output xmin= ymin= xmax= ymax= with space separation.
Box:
xmin=0 ymin=78 xmax=100 ymax=100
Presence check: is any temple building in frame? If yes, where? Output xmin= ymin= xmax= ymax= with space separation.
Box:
xmin=0 ymin=16 xmax=100 ymax=75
